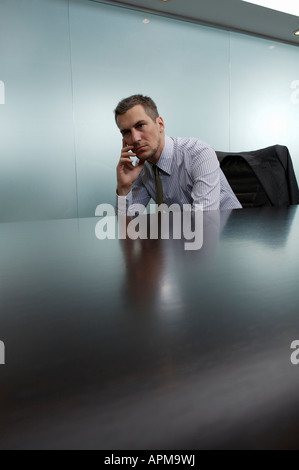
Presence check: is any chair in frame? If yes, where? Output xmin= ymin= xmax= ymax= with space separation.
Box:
xmin=216 ymin=145 xmax=299 ymax=208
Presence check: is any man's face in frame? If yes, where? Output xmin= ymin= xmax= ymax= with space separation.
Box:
xmin=117 ymin=105 xmax=165 ymax=164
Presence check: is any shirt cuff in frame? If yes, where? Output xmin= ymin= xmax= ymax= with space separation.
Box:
xmin=116 ymin=191 xmax=133 ymax=216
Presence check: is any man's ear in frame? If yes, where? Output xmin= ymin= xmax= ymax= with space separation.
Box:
xmin=157 ymin=116 xmax=165 ymax=133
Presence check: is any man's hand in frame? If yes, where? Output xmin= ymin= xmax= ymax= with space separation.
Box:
xmin=117 ymin=139 xmax=145 ymax=196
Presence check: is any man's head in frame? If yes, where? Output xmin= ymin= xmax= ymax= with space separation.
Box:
xmin=114 ymin=95 xmax=165 ymax=164
xmin=114 ymin=95 xmax=159 ymax=124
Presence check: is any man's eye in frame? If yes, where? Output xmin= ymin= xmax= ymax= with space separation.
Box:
xmin=138 ymin=124 xmax=144 ymax=129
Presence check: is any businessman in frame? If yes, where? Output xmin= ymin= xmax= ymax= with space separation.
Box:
xmin=115 ymin=94 xmax=242 ymax=212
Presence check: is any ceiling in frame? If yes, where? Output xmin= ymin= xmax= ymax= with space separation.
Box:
xmin=90 ymin=0 xmax=299 ymax=46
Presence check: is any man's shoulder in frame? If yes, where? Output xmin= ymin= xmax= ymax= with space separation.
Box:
xmin=172 ymin=136 xmax=214 ymax=154
xmin=171 ymin=137 xmax=216 ymax=165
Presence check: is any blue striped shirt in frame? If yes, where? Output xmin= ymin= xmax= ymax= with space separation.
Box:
xmin=117 ymin=135 xmax=242 ymax=212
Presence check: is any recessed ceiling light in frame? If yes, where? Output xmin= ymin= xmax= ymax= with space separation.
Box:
xmin=242 ymin=0 xmax=299 ymax=17
xmin=294 ymin=30 xmax=299 ymax=36
xmin=142 ymin=19 xmax=150 ymax=24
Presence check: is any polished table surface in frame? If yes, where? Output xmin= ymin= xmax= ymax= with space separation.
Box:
xmin=1 ymin=207 xmax=299 ymax=450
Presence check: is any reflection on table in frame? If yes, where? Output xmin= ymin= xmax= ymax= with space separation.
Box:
xmin=0 ymin=207 xmax=299 ymax=449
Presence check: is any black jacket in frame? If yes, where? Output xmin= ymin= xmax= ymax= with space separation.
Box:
xmin=216 ymin=145 xmax=299 ymax=208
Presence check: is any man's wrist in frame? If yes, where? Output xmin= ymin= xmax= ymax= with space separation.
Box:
xmin=117 ymin=185 xmax=132 ymax=197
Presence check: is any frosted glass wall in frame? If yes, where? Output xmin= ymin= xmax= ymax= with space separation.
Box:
xmin=0 ymin=0 xmax=298 ymax=222
xmin=230 ymin=33 xmax=299 ymax=159
xmin=0 ymin=0 xmax=78 ymax=222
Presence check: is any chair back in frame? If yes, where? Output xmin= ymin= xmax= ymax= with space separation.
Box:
xmin=216 ymin=145 xmax=299 ymax=208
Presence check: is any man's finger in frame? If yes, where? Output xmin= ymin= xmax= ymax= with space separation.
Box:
xmin=122 ymin=138 xmax=133 ymax=149
xmin=119 ymin=157 xmax=134 ymax=165
xmin=121 ymin=150 xmax=136 ymax=158
xmin=122 ymin=146 xmax=135 ymax=154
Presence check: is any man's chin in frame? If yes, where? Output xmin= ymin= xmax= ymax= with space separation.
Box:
xmin=136 ymin=152 xmax=153 ymax=161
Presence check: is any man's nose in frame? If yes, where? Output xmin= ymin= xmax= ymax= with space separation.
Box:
xmin=131 ymin=130 xmax=141 ymax=144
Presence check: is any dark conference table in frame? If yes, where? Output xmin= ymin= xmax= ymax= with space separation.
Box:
xmin=1 ymin=206 xmax=299 ymax=450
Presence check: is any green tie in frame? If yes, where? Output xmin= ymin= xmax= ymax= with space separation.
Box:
xmin=153 ymin=165 xmax=164 ymax=206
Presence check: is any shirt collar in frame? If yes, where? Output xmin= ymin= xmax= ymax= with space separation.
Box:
xmin=154 ymin=135 xmax=174 ymax=175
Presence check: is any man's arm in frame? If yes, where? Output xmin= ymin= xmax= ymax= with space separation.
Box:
xmin=116 ymin=179 xmax=152 ymax=215
xmin=190 ymin=146 xmax=221 ymax=211
xmin=116 ymin=138 xmax=151 ymax=215
xmin=117 ymin=138 xmax=145 ymax=196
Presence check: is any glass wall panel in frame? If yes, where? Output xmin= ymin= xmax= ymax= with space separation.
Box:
xmin=0 ymin=0 xmax=77 ymax=222
xmin=69 ymin=1 xmax=230 ymax=215
xmin=230 ymin=33 xmax=299 ymax=177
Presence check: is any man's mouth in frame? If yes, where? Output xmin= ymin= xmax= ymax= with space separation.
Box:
xmin=136 ymin=145 xmax=147 ymax=153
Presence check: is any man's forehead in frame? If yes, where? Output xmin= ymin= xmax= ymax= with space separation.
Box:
xmin=117 ymin=105 xmax=149 ymax=129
